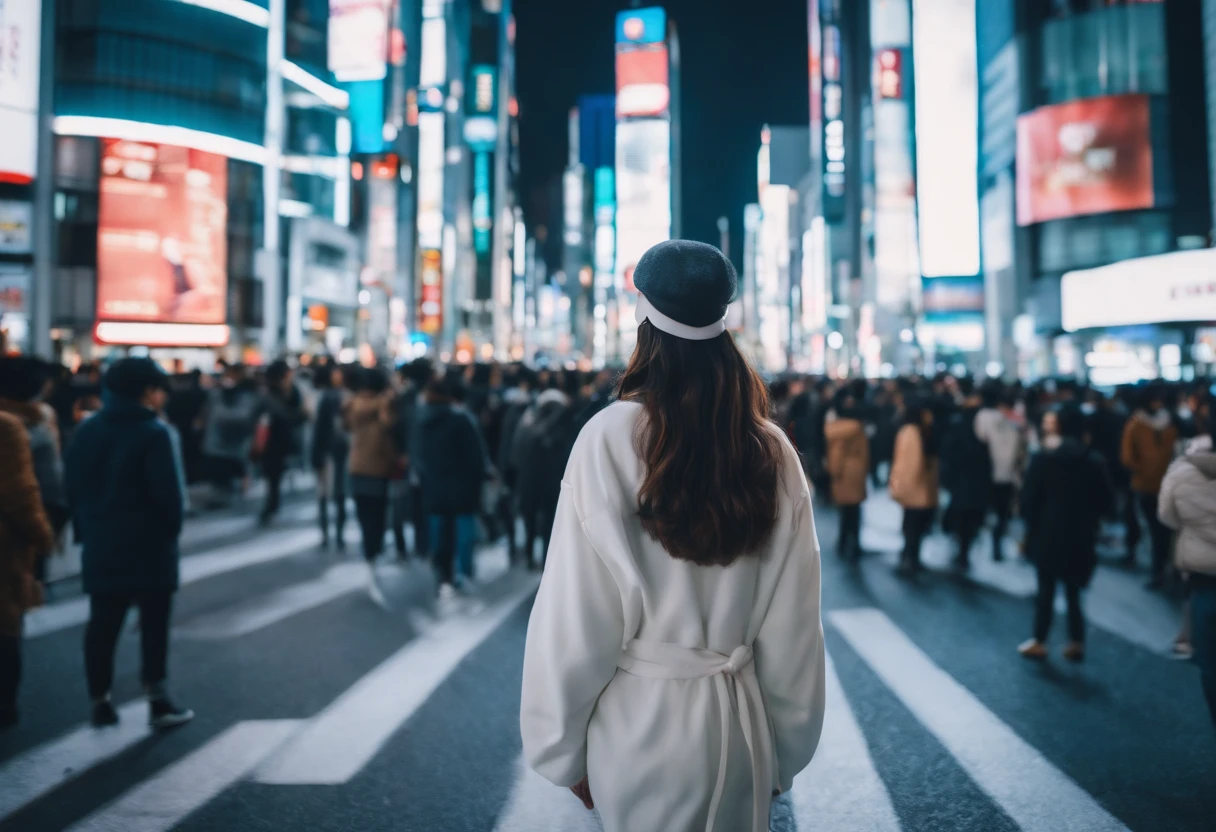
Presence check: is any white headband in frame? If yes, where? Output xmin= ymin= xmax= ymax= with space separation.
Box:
xmin=636 ymin=294 xmax=727 ymax=341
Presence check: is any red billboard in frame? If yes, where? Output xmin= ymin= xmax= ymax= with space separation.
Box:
xmin=1016 ymin=94 xmax=1154 ymax=226
xmin=97 ymin=140 xmax=228 ymax=336
xmin=616 ymin=46 xmax=669 ymax=118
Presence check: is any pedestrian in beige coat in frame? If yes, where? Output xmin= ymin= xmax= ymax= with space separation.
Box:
xmin=825 ymin=402 xmax=870 ymax=561
xmin=889 ymin=400 xmax=940 ymax=574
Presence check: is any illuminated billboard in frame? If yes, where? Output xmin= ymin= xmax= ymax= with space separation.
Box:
xmin=921 ymin=275 xmax=984 ymax=321
xmin=614 ymin=119 xmax=671 ymax=290
xmin=328 ymin=0 xmax=391 ymax=83
xmin=1062 ymin=248 xmax=1216 ymax=332
xmin=616 ymin=46 xmax=670 ymax=118
xmin=418 ymin=248 xmax=443 ymax=334
xmin=416 ymin=111 xmax=445 ymax=250
xmin=96 ymin=140 xmax=228 ymax=344
xmin=616 ymin=7 xmax=666 ymax=45
xmin=0 ymin=0 xmax=41 ymax=185
xmin=913 ymin=0 xmax=980 ymax=277
xmin=1016 ymin=94 xmax=1155 ymax=226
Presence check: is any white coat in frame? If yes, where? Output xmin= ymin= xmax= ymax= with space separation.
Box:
xmin=520 ymin=401 xmax=826 ymax=832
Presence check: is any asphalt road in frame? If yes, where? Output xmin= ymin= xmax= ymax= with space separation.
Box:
xmin=1 ymin=496 xmax=1213 ymax=832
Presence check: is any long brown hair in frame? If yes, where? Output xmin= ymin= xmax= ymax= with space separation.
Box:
xmin=617 ymin=322 xmax=784 ymax=566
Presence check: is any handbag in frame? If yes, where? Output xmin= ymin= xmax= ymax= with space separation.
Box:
xmin=251 ymin=414 xmax=270 ymax=461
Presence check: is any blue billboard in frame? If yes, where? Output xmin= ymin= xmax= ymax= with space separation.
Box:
xmin=615 ymin=7 xmax=666 ymax=45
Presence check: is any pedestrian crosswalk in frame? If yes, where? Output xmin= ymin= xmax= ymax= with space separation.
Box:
xmin=0 ymin=513 xmax=1192 ymax=832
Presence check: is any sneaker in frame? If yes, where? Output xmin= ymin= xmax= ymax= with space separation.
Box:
xmin=1062 ymin=642 xmax=1085 ymax=663
xmin=1017 ymin=639 xmax=1049 ymax=660
xmin=1171 ymin=640 xmax=1194 ymax=660
xmin=149 ymin=696 xmax=194 ymax=730
xmin=366 ymin=566 xmax=390 ymax=609
xmin=91 ymin=698 xmax=120 ymax=727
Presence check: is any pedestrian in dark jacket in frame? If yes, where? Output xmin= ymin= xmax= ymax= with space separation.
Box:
xmin=0 ymin=382 xmax=55 ymax=728
xmin=497 ymin=368 xmax=534 ymax=562
xmin=414 ymin=376 xmax=488 ymax=593
xmin=511 ymin=387 xmax=579 ymax=569
xmin=201 ymin=364 xmax=259 ymax=505
xmin=311 ymin=363 xmax=350 ymax=550
xmin=940 ymin=396 xmax=993 ymax=570
xmin=258 ymin=360 xmax=307 ymax=525
xmin=64 ymin=358 xmax=193 ymax=729
xmin=1018 ymin=406 xmax=1114 ymax=662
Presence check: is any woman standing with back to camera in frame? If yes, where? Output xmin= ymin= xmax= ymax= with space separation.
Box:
xmin=521 ymin=240 xmax=826 ymax=832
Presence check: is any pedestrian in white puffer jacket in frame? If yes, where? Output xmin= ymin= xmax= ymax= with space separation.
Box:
xmin=1158 ymin=431 xmax=1216 ymax=728
xmin=1159 ymin=435 xmax=1216 ymax=577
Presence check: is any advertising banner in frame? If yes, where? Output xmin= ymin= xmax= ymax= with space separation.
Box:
xmin=97 ymin=140 xmax=228 ymax=332
xmin=328 ymin=0 xmax=391 ymax=82
xmin=921 ymin=275 xmax=984 ymax=321
xmin=913 ymin=0 xmax=980 ymax=278
xmin=614 ymin=120 xmax=671 ymax=290
xmin=1016 ymin=94 xmax=1154 ymax=226
xmin=616 ymin=7 xmax=666 ymax=45
xmin=616 ymin=47 xmax=670 ymax=119
xmin=0 ymin=200 xmax=33 ymax=254
xmin=0 ymin=0 xmax=41 ymax=185
xmin=1062 ymin=248 xmax=1216 ymax=332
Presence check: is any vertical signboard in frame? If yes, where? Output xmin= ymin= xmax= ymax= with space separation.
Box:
xmin=0 ymin=0 xmax=41 ymax=185
xmin=913 ymin=0 xmax=980 ymax=278
xmin=821 ymin=0 xmax=845 ymax=221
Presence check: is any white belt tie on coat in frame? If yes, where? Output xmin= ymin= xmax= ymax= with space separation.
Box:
xmin=617 ymin=639 xmax=775 ymax=832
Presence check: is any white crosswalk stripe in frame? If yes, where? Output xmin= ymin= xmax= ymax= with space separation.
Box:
xmin=0 ymin=700 xmax=150 ymax=822
xmin=830 ymin=607 xmax=1130 ymax=832
xmin=789 ymin=651 xmax=901 ymax=831
xmin=254 ymin=572 xmax=539 ymax=785
xmin=65 ymin=720 xmax=301 ymax=832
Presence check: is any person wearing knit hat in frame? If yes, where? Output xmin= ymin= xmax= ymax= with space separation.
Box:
xmin=65 ymin=357 xmax=193 ymax=730
xmin=522 ymin=240 xmax=824 ymax=832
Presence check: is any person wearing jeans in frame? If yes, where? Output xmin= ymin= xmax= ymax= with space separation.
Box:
xmin=65 ymin=358 xmax=192 ymax=729
xmin=1158 ymin=428 xmax=1216 ymax=727
xmin=414 ymin=374 xmax=488 ymax=595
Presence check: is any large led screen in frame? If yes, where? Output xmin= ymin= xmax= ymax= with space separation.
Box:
xmin=912 ymin=0 xmax=980 ymax=278
xmin=0 ymin=0 xmax=41 ymax=184
xmin=614 ymin=119 xmax=671 ymax=289
xmin=328 ymin=0 xmax=391 ymax=82
xmin=97 ymin=140 xmax=228 ymax=328
xmin=616 ymin=47 xmax=670 ymax=118
xmin=1015 ymin=94 xmax=1154 ymax=226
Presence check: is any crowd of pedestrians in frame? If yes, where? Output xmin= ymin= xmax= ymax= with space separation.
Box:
xmin=1 ymin=344 xmax=1213 ymax=732
xmin=772 ymin=373 xmax=1216 ymax=724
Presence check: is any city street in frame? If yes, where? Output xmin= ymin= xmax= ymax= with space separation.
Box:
xmin=2 ymin=496 xmax=1212 ymax=832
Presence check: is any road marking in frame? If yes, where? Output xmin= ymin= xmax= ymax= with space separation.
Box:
xmin=789 ymin=651 xmax=900 ymax=831
xmin=255 ymin=573 xmax=539 ymax=785
xmin=66 ymin=720 xmax=301 ymax=832
xmin=176 ymin=562 xmax=371 ymax=639
xmin=492 ymin=757 xmax=603 ymax=832
xmin=25 ymin=529 xmax=321 ymax=639
xmin=829 ymin=608 xmax=1130 ymax=832
xmin=179 ymin=502 xmax=316 ymax=549
xmin=0 ymin=701 xmax=150 ymax=822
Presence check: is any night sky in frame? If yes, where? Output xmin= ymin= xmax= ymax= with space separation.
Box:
xmin=513 ymin=0 xmax=810 ymax=268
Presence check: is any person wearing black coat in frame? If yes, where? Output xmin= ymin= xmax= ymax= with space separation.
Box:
xmin=413 ymin=377 xmax=488 ymax=591
xmin=259 ymin=361 xmax=307 ymax=525
xmin=939 ymin=397 xmax=993 ymax=570
xmin=311 ymin=364 xmax=350 ymax=549
xmin=1018 ymin=406 xmax=1114 ymax=662
xmin=511 ymin=387 xmax=579 ymax=569
xmin=64 ymin=358 xmax=193 ymax=729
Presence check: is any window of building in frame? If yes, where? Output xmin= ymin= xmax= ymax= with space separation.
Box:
xmin=1039 ymin=2 xmax=1167 ymax=106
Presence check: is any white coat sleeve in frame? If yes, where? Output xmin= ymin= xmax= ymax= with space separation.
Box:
xmin=754 ymin=493 xmax=826 ymax=794
xmin=520 ymin=481 xmax=625 ymax=787
xmin=1157 ymin=461 xmax=1183 ymax=531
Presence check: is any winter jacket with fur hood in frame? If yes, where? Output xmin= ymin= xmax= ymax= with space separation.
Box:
xmin=1159 ymin=436 xmax=1216 ymax=576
